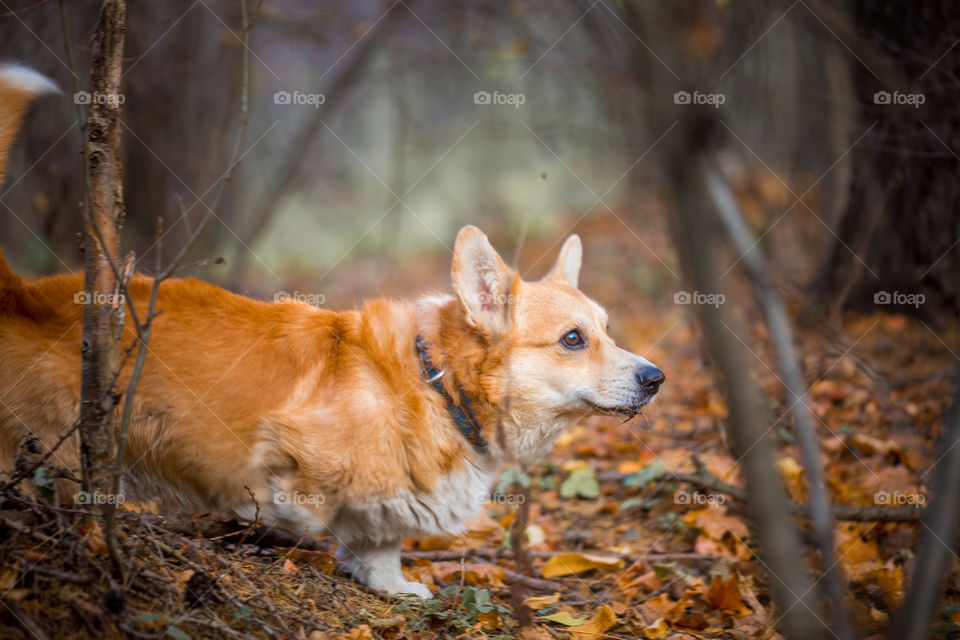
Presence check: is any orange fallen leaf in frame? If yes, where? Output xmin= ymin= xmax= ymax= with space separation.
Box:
xmin=524 ymin=593 xmax=561 ymax=610
xmin=705 ymin=574 xmax=750 ymax=616
xmin=566 ymin=604 xmax=616 ymax=639
xmin=643 ymin=617 xmax=670 ymax=638
xmin=282 ymin=559 xmax=298 ymax=574
xmin=541 ymin=553 xmax=624 ymax=578
xmin=430 ymin=561 xmax=506 ymax=586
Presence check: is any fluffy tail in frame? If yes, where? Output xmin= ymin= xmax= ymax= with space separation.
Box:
xmin=0 ymin=64 xmax=57 ymax=296
xmin=0 ymin=63 xmax=57 ymax=188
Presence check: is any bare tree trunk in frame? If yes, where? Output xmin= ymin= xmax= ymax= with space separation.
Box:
xmin=78 ymin=0 xmax=126 ymax=502
xmin=659 ymin=118 xmax=823 ymax=640
xmin=893 ymin=379 xmax=960 ymax=640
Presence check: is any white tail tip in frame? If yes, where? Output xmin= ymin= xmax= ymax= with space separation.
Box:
xmin=0 ymin=64 xmax=59 ymax=96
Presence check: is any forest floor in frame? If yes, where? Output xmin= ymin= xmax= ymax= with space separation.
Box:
xmin=1 ymin=214 xmax=957 ymax=639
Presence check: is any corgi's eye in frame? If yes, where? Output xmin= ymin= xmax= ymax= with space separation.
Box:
xmin=561 ymin=329 xmax=585 ymax=349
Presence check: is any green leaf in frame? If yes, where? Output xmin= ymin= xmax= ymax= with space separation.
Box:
xmin=777 ymin=427 xmax=797 ymax=444
xmin=560 ymin=468 xmax=600 ymax=499
xmin=32 ymin=467 xmax=54 ymax=489
xmin=134 ymin=613 xmax=165 ymax=624
xmin=537 ymin=474 xmax=556 ymax=490
xmin=496 ymin=468 xmax=530 ymax=495
xmin=462 ymin=586 xmax=494 ymax=613
xmin=624 ymin=460 xmax=667 ymax=487
xmin=163 ymin=626 xmax=190 ymax=640
xmin=621 ymin=496 xmax=659 ymax=511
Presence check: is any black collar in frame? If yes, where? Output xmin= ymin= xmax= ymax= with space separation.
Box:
xmin=415 ymin=334 xmax=489 ymax=453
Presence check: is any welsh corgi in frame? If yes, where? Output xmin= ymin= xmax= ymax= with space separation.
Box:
xmin=0 ymin=65 xmax=664 ymax=597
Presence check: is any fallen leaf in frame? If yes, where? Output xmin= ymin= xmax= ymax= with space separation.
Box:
xmin=567 ymin=604 xmax=616 ymax=639
xmin=430 ymin=561 xmax=506 ymax=586
xmin=775 ymin=457 xmax=806 ymax=500
xmin=542 ymin=611 xmax=589 ymax=626
xmin=561 ymin=468 xmax=600 ymax=499
xmin=0 ymin=569 xmax=17 ymax=591
xmin=282 ymin=559 xmax=298 ymax=574
xmin=541 ymin=553 xmax=624 ymax=577
xmin=706 ymin=574 xmax=749 ymax=616
xmin=524 ymin=593 xmax=561 ymax=610
xmin=643 ymin=617 xmax=670 ymax=638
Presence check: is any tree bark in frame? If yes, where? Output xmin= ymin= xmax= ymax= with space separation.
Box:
xmin=814 ymin=1 xmax=960 ymax=316
xmin=78 ymin=0 xmax=126 ymax=501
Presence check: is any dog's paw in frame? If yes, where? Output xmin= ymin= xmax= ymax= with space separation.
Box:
xmin=389 ymin=580 xmax=433 ymax=599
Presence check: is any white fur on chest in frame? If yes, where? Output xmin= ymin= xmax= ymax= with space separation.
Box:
xmin=331 ymin=457 xmax=497 ymax=546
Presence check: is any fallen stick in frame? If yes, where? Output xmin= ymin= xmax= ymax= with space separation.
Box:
xmin=598 ymin=469 xmax=926 ymax=522
xmin=402 ymin=548 xmax=728 ymax=564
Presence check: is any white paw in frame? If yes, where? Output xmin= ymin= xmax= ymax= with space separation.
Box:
xmin=389 ymin=580 xmax=433 ymax=599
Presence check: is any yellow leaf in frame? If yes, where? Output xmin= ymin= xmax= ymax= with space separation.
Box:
xmin=477 ymin=610 xmax=502 ymax=629
xmin=618 ymin=461 xmax=643 ymax=474
xmin=643 ymin=617 xmax=670 ymax=638
xmin=0 ymin=569 xmax=17 ymax=591
xmin=542 ymin=553 xmax=624 ymax=578
xmin=524 ymin=593 xmax=560 ymax=610
xmin=543 ymin=611 xmax=589 ymax=626
xmin=567 ymin=605 xmax=617 ymax=639
xmin=775 ymin=457 xmax=805 ymax=500
xmin=562 ymin=459 xmax=590 ymax=472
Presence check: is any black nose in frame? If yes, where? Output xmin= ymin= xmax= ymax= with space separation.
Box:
xmin=636 ymin=365 xmax=665 ymax=393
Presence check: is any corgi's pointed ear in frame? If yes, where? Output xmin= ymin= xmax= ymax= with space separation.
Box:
xmin=452 ymin=226 xmax=516 ymax=332
xmin=543 ymin=234 xmax=582 ymax=288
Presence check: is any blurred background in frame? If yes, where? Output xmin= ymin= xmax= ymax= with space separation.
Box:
xmin=1 ymin=0 xmax=956 ymax=318
xmin=3 ymin=2 xmax=960 ymax=636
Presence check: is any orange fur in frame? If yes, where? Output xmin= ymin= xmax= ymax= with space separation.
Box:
xmin=0 ymin=67 xmax=664 ymax=597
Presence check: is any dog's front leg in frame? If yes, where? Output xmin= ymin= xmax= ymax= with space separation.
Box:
xmin=336 ymin=539 xmax=432 ymax=599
